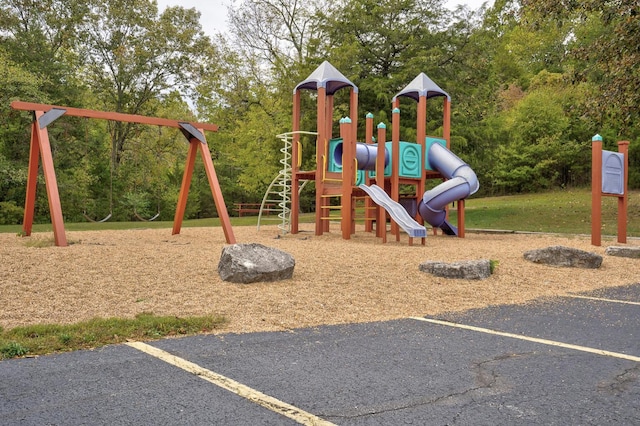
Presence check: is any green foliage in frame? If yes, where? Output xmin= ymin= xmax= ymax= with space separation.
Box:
xmin=522 ymin=0 xmax=640 ymax=130
xmin=0 ymin=201 xmax=23 ymax=225
xmin=0 ymin=341 xmax=29 ymax=359
xmin=489 ymin=260 xmax=499 ymax=274
xmin=1 ymin=0 xmax=639 ymax=226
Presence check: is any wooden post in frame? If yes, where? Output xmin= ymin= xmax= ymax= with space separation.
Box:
xmin=417 ymin=96 xmax=427 ymax=224
xmin=341 ymin=116 xmax=354 ymax=240
xmin=391 ymin=101 xmax=401 ymax=241
xmin=617 ymin=140 xmax=629 ymax=243
xmin=23 ymin=121 xmax=41 ymax=239
xmin=443 ymin=98 xmax=464 ymax=238
xmin=172 ymin=139 xmax=198 ymax=235
xmin=24 ymin=112 xmax=68 ymax=246
xmin=591 ymin=134 xmax=603 ymax=246
xmin=315 ymin=87 xmax=327 ymax=236
xmin=377 ymin=123 xmax=387 ymax=242
xmin=291 ymin=91 xmax=301 ymax=234
xmin=197 ymin=134 xmax=236 ymax=244
xmin=364 ymin=113 xmax=375 ymax=232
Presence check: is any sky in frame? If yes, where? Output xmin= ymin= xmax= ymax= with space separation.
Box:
xmin=155 ymin=0 xmax=495 ymax=38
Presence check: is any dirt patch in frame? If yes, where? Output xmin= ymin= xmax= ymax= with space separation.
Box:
xmin=1 ymin=224 xmax=638 ymax=333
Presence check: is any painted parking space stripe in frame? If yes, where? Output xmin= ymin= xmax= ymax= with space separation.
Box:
xmin=126 ymin=341 xmax=336 ymax=426
xmin=410 ymin=317 xmax=640 ymax=363
xmin=565 ymin=294 xmax=640 ymax=306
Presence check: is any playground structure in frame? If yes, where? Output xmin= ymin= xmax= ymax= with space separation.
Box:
xmin=10 ymin=101 xmax=235 ymax=247
xmin=591 ymin=134 xmax=629 ymax=246
xmin=282 ymin=61 xmax=478 ymax=244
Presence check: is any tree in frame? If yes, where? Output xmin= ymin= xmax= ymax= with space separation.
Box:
xmin=79 ymin=0 xmax=218 ymax=165
xmin=522 ymin=0 xmax=640 ymax=130
xmin=228 ymin=0 xmax=325 ymax=83
xmin=319 ymin=0 xmax=447 ymax=119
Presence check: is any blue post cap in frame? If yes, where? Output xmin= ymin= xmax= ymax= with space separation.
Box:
xmin=343 ymin=117 xmax=352 ymax=123
xmin=392 ymin=108 xmax=400 ymax=114
xmin=592 ymin=134 xmax=603 ymax=142
xmin=377 ymin=122 xmax=387 ymax=129
xmin=339 ymin=117 xmax=346 ymax=124
xmin=366 ymin=112 xmax=374 ymax=119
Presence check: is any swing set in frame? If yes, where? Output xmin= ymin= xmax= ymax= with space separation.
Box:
xmin=10 ymin=101 xmax=236 ymax=247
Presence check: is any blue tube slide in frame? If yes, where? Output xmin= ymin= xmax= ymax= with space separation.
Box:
xmin=418 ymin=143 xmax=479 ymax=236
xmin=334 ymin=142 xmax=389 ymax=170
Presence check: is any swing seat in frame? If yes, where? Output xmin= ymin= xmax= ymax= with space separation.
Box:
xmin=83 ymin=212 xmax=112 ymax=223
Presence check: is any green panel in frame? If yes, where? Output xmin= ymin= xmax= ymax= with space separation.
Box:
xmin=398 ymin=141 xmax=422 ymax=178
xmin=425 ymin=137 xmax=447 ymax=171
xmin=369 ymin=141 xmax=422 ymax=178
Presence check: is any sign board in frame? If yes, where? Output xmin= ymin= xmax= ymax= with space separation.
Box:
xmin=602 ymin=150 xmax=624 ymax=195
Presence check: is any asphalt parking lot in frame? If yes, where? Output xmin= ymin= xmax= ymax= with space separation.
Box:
xmin=1 ymin=283 xmax=638 ymax=425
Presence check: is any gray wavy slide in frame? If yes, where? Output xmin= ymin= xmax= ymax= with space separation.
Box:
xmin=359 ymin=184 xmax=427 ymax=238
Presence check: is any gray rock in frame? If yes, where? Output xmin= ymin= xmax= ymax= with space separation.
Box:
xmin=419 ymin=259 xmax=491 ymax=280
xmin=218 ymin=243 xmax=295 ymax=283
xmin=605 ymin=246 xmax=640 ymax=259
xmin=523 ymin=245 xmax=602 ymax=268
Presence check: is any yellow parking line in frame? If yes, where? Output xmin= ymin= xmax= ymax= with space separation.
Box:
xmin=410 ymin=317 xmax=640 ymax=363
xmin=565 ymin=294 xmax=640 ymax=306
xmin=126 ymin=341 xmax=336 ymax=426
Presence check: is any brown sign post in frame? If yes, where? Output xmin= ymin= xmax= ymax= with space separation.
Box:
xmin=591 ymin=134 xmax=629 ymax=246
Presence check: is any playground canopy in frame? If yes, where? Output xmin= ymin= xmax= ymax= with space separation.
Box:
xmin=293 ymin=61 xmax=358 ymax=95
xmin=393 ymin=73 xmax=450 ymax=102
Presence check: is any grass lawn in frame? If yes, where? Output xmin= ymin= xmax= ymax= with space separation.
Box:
xmin=1 ymin=188 xmax=638 ymax=237
xmin=455 ymin=188 xmax=640 ymax=237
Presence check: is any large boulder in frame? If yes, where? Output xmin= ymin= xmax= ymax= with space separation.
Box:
xmin=419 ymin=259 xmax=491 ymax=280
xmin=605 ymin=246 xmax=640 ymax=259
xmin=218 ymin=243 xmax=295 ymax=283
xmin=523 ymin=246 xmax=602 ymax=269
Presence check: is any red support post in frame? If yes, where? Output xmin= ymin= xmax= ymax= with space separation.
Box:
xmin=376 ymin=123 xmax=387 ymax=242
xmin=172 ymin=139 xmax=199 ymax=236
xmin=23 ymin=121 xmax=40 ymax=238
xmin=617 ymin=140 xmax=629 ymax=244
xmin=391 ymin=100 xmax=401 ymax=241
xmin=315 ymin=87 xmax=327 ymax=236
xmin=364 ymin=113 xmax=375 ymax=232
xmin=291 ymin=91 xmax=301 ymax=235
xmin=591 ymin=134 xmax=603 ymax=246
xmin=34 ymin=111 xmax=67 ymax=246
xmin=341 ymin=116 xmax=354 ymax=240
xmin=198 ymin=134 xmax=236 ymax=244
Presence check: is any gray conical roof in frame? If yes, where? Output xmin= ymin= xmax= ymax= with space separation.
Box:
xmin=393 ymin=73 xmax=450 ymax=102
xmin=294 ymin=61 xmax=358 ymax=95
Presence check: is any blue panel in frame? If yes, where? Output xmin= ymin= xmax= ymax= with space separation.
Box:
xmin=602 ymin=150 xmax=624 ymax=195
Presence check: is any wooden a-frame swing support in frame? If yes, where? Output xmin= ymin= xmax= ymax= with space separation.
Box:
xmin=11 ymin=101 xmax=236 ymax=247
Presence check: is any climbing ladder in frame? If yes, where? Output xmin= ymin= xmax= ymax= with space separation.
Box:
xmin=257 ymin=131 xmax=316 ymax=234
